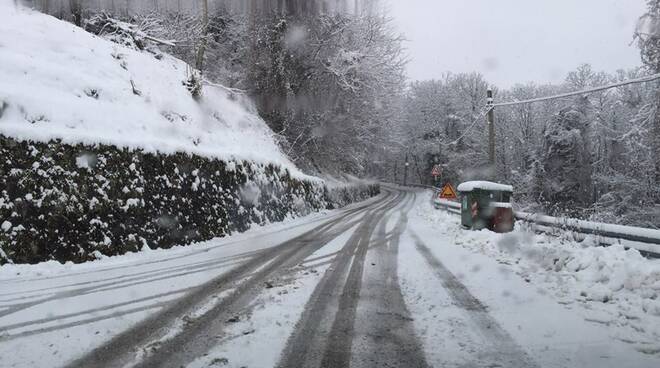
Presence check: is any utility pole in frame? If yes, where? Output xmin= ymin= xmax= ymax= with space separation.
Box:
xmin=487 ymin=88 xmax=495 ymax=166
xmin=403 ymin=153 xmax=409 ymax=187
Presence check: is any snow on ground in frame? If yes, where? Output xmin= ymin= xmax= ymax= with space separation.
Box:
xmin=0 ymin=2 xmax=309 ymax=179
xmin=402 ymin=190 xmax=660 ymax=367
xmin=186 ymin=223 xmax=359 ymax=368
xmin=0 ymin=199 xmax=369 ymax=368
xmin=0 ymin=205 xmax=331 ymax=281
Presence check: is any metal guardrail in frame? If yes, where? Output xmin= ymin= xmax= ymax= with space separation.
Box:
xmin=418 ymin=185 xmax=660 ymax=258
xmin=433 ymin=198 xmax=461 ymax=215
xmin=514 ymin=212 xmax=660 ymax=246
xmin=514 ymin=212 xmax=660 ymax=259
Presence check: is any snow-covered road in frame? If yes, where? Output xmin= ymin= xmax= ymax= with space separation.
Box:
xmin=1 ymin=186 xmax=659 ymax=368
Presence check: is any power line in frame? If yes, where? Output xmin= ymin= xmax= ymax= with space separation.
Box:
xmin=445 ymin=106 xmax=493 ymax=146
xmin=492 ymin=73 xmax=660 ymax=108
xmin=416 ymin=73 xmax=660 ymax=156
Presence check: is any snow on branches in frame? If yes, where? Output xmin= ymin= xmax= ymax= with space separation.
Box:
xmin=85 ymin=13 xmax=177 ymax=51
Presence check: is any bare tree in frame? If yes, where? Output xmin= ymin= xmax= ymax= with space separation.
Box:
xmin=69 ymin=0 xmax=82 ymax=26
xmin=635 ymin=1 xmax=660 ymax=193
xmin=195 ymin=0 xmax=209 ymax=74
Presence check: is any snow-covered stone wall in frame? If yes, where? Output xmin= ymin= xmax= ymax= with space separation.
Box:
xmin=0 ymin=136 xmax=379 ymax=264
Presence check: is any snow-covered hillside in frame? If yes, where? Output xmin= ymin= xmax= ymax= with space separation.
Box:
xmin=0 ymin=2 xmax=305 ymax=178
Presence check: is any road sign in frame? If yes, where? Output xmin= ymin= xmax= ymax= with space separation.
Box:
xmin=438 ymin=183 xmax=457 ymax=200
xmin=431 ymin=165 xmax=442 ymax=177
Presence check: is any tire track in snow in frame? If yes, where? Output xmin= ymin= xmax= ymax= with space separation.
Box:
xmin=276 ymin=189 xmax=425 ymax=368
xmin=409 ymin=230 xmax=539 ymax=368
xmin=0 ymin=192 xmax=387 ymax=340
xmin=317 ymin=202 xmax=386 ymax=368
xmin=0 ymin=288 xmax=191 ymax=340
xmin=130 ymin=189 xmax=400 ymax=368
xmin=0 ymin=195 xmax=383 ymax=286
xmin=0 ymin=250 xmax=261 ymax=299
xmin=0 ymin=254 xmax=249 ymax=321
xmin=65 ymin=188 xmax=398 ymax=368
xmin=276 ymin=202 xmax=390 ymax=368
xmin=347 ymin=191 xmax=429 ymax=368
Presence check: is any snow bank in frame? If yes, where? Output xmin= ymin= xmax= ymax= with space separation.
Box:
xmin=0 ymin=3 xmax=308 ymax=179
xmin=417 ymin=198 xmax=660 ymax=351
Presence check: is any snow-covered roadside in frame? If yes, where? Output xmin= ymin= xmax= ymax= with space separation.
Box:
xmin=400 ymin=190 xmax=660 ymax=367
xmin=0 ymin=193 xmax=376 ymax=368
xmin=0 ymin=209 xmax=328 ymax=281
xmin=186 ymin=223 xmax=360 ymax=368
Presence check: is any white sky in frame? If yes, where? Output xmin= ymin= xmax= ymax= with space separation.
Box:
xmin=386 ymin=0 xmax=647 ymax=88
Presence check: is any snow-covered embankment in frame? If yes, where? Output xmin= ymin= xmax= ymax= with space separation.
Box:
xmin=0 ymin=3 xmax=378 ymax=264
xmin=408 ymin=196 xmax=660 ymax=361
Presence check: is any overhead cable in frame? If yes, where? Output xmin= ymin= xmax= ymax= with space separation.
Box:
xmin=492 ymin=73 xmax=660 ymax=108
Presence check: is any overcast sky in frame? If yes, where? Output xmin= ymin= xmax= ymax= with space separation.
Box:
xmin=386 ymin=0 xmax=647 ymax=88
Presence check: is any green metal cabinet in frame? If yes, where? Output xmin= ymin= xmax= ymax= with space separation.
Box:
xmin=458 ymin=181 xmax=514 ymax=232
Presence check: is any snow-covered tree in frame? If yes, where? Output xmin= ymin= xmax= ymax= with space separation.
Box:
xmin=536 ymin=108 xmax=593 ymax=216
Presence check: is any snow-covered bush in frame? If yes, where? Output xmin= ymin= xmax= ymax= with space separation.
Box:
xmin=0 ymin=136 xmax=379 ymax=264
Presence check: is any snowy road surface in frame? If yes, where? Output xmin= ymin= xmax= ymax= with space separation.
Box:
xmin=1 ymin=186 xmax=659 ymax=368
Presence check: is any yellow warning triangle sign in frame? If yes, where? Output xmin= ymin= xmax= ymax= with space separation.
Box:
xmin=439 ymin=184 xmax=458 ymax=199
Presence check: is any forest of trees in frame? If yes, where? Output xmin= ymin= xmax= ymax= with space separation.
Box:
xmin=397 ymin=0 xmax=660 ymax=227
xmin=23 ymin=0 xmax=660 ymax=227
xmin=27 ymin=0 xmax=395 ymax=175
xmin=401 ymin=66 xmax=659 ymax=227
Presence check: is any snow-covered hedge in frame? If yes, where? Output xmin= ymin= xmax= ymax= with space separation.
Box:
xmin=0 ymin=136 xmax=379 ymax=264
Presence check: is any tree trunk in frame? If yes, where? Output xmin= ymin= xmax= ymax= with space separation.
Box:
xmin=69 ymin=0 xmax=82 ymax=27
xmin=195 ymin=0 xmax=209 ymax=74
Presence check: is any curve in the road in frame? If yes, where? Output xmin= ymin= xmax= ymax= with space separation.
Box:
xmin=277 ymin=188 xmax=429 ymax=368
xmin=65 ymin=188 xmax=400 ymax=368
